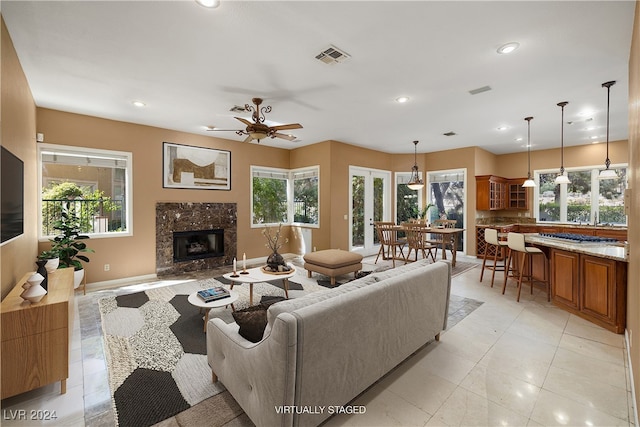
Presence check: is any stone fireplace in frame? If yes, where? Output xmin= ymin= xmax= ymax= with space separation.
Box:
xmin=156 ymin=202 xmax=236 ymax=276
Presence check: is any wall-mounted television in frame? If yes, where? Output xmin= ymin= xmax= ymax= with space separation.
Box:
xmin=1 ymin=146 xmax=24 ymax=244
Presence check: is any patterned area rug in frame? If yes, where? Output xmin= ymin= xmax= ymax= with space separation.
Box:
xmin=99 ymin=260 xmax=481 ymax=427
xmin=98 ymin=268 xmax=329 ymax=427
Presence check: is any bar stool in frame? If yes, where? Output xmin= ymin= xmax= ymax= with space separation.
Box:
xmin=479 ymin=228 xmax=509 ymax=287
xmin=502 ymin=232 xmax=549 ymax=302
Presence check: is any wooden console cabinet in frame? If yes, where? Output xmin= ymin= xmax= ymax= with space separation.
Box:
xmin=1 ymin=268 xmax=74 ymax=399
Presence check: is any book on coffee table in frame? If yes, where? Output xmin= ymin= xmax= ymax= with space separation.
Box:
xmin=197 ymin=287 xmax=230 ymax=302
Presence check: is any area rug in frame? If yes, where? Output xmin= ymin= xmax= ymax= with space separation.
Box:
xmin=98 ymin=278 xmax=293 ymax=427
xmin=98 ymin=261 xmax=481 ymax=427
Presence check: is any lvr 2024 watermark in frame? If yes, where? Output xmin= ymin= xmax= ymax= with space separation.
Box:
xmin=3 ymin=410 xmax=58 ymax=421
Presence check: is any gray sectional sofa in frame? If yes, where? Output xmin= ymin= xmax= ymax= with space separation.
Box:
xmin=206 ymin=258 xmax=452 ymax=427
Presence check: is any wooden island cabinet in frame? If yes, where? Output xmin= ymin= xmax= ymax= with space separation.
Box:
xmin=1 ymin=268 xmax=74 ymax=399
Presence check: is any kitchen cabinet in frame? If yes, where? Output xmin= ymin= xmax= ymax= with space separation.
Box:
xmin=507 ymin=179 xmax=529 ymax=210
xmin=476 ymin=175 xmax=506 ymax=211
xmin=549 ymin=248 xmax=626 ymax=333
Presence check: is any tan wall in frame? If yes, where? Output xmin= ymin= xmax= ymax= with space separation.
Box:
xmin=627 ymin=0 xmax=640 ymax=419
xmin=290 ymin=141 xmax=332 ymax=251
xmin=1 ymin=18 xmax=38 ymax=299
xmin=35 ymin=108 xmax=291 ymax=283
xmin=498 ymin=140 xmax=629 ymax=178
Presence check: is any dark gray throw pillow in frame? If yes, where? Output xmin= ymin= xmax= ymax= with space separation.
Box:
xmin=232 ymin=305 xmax=267 ymax=343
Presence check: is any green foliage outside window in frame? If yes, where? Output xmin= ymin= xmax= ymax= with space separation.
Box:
xmin=252 ymin=177 xmax=288 ymax=224
xmin=42 ymin=182 xmax=119 ymax=234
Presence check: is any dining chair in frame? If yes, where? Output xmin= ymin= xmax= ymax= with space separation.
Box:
xmin=402 ymin=222 xmax=437 ymax=263
xmin=502 ymin=232 xmax=549 ymax=302
xmin=374 ymin=222 xmax=406 ymax=266
xmin=426 ymin=219 xmax=457 ymax=257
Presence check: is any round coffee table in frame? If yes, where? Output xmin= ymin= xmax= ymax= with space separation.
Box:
xmin=188 ymin=289 xmax=239 ymax=332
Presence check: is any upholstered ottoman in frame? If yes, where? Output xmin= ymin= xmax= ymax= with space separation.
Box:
xmin=303 ymin=249 xmax=363 ymax=285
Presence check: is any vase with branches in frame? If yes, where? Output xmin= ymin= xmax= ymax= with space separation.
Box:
xmin=262 ymin=223 xmax=290 ymax=272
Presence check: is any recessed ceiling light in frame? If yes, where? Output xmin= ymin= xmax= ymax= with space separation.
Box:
xmin=132 ymin=100 xmax=146 ymax=107
xmin=590 ymin=135 xmax=598 ymax=139
xmin=497 ymin=126 xmax=509 ymax=131
xmin=196 ymin=0 xmax=220 ymax=8
xmin=591 ymin=140 xmax=601 ymax=144
xmin=585 ymin=127 xmax=596 ymax=131
xmin=497 ymin=42 xmax=520 ymax=54
xmin=395 ymin=96 xmax=410 ymax=103
xmin=515 ymin=137 xmax=523 ymax=142
xmin=578 ymin=110 xmax=595 ymax=117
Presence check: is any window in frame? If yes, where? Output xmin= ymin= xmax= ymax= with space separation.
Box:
xmin=536 ymin=165 xmax=627 ymax=225
xmin=39 ymin=144 xmax=132 ymax=238
xmin=292 ymin=168 xmax=319 ymax=225
xmin=251 ymin=166 xmax=319 ymax=227
xmin=395 ymin=172 xmax=422 ymax=224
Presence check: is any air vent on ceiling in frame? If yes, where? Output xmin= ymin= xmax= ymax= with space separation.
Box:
xmin=315 ymin=45 xmax=351 ymax=65
xmin=229 ymin=105 xmax=246 ymax=113
xmin=443 ymin=131 xmax=457 ymax=136
xmin=468 ymin=85 xmax=492 ymax=95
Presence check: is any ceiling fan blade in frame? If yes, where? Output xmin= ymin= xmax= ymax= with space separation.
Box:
xmin=271 ymin=123 xmax=302 ymax=131
xmin=243 ymin=135 xmax=254 ymax=143
xmin=235 ymin=117 xmax=253 ymax=126
xmin=206 ymin=129 xmax=242 ymax=132
xmin=272 ymin=133 xmax=297 ymax=141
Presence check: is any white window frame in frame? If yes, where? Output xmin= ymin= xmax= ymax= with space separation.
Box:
xmin=533 ymin=163 xmax=628 ymax=225
xmin=250 ymin=165 xmax=320 ymax=228
xmin=38 ymin=143 xmax=133 ymax=240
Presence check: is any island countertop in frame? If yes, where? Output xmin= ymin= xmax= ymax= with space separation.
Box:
xmin=525 ymin=233 xmax=628 ymax=262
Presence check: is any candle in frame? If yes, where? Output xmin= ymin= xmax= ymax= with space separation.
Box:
xmin=233 ymin=257 xmax=237 ymax=273
xmin=242 ymin=253 xmax=246 ymax=270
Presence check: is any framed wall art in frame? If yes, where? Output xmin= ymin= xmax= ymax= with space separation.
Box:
xmin=163 ymin=142 xmax=231 ymax=190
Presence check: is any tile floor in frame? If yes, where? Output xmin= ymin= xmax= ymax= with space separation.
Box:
xmin=0 ymin=254 xmax=636 ymax=427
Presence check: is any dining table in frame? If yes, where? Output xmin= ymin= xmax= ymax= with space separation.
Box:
xmin=392 ymin=224 xmax=465 ymax=267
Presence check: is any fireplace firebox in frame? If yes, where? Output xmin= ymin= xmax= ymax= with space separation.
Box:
xmin=173 ymin=229 xmax=224 ymax=262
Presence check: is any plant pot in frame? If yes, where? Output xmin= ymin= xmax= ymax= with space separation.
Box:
xmin=73 ymin=269 xmax=85 ymax=289
xmin=44 ymin=258 xmax=59 ymax=274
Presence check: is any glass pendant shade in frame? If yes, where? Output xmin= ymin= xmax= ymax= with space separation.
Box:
xmin=598 ymin=80 xmax=617 ymax=180
xmin=554 ymin=102 xmax=571 ymax=185
xmin=522 ymin=116 xmax=536 ymax=188
xmin=406 ymin=141 xmax=424 ymax=190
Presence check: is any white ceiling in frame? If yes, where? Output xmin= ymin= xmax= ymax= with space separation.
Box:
xmin=1 ymin=1 xmax=635 ymax=155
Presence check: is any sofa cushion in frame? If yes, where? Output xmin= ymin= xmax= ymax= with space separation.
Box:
xmin=303 ymin=249 xmax=363 ymax=268
xmin=232 ymin=305 xmax=268 ymax=343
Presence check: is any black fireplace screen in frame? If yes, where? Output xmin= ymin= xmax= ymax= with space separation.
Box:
xmin=173 ymin=229 xmax=224 ymax=262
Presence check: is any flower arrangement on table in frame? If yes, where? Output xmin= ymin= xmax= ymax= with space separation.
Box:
xmin=262 ymin=223 xmax=292 ymax=273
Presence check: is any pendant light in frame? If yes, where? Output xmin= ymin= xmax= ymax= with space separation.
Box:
xmin=522 ymin=116 xmax=536 ymax=188
xmin=406 ymin=140 xmax=425 ymax=190
xmin=598 ymin=80 xmax=617 ymax=180
xmin=554 ymin=101 xmax=571 ymax=184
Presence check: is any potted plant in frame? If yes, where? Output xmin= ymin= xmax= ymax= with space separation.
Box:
xmin=262 ymin=223 xmax=290 ymax=272
xmin=37 ymin=249 xmax=60 ymax=273
xmin=419 ymin=203 xmax=435 ymax=221
xmin=50 ymin=205 xmax=94 ymax=288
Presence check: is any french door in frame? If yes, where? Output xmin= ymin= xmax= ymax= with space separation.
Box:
xmin=349 ymin=167 xmax=391 ymax=255
xmin=426 ymin=168 xmax=467 ymax=253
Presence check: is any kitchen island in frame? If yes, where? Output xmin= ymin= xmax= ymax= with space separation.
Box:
xmin=525 ymin=233 xmax=628 ymax=334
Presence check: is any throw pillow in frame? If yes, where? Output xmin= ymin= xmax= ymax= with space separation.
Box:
xmin=232 ymin=305 xmax=267 ymax=343
xmin=260 ymin=295 xmax=286 ymax=308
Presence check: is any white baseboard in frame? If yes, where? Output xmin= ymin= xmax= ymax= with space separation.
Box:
xmin=86 ymin=273 xmax=158 ymax=292
xmin=626 ymin=328 xmax=639 ymax=426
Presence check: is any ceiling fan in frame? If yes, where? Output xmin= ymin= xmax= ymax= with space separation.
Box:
xmin=207 ymin=97 xmax=302 ymax=143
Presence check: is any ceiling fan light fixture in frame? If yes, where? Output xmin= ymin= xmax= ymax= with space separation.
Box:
xmin=250 ymin=131 xmax=268 ymax=141
xmin=406 ymin=140 xmax=424 ymax=190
